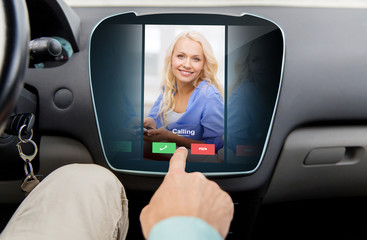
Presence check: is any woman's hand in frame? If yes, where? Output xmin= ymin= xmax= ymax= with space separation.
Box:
xmin=145 ymin=128 xmax=175 ymax=142
xmin=144 ymin=117 xmax=157 ymax=129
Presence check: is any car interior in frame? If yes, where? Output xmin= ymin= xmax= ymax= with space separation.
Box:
xmin=1 ymin=0 xmax=367 ymax=239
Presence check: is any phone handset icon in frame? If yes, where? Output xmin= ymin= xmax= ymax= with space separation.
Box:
xmin=160 ymin=145 xmax=168 ymax=151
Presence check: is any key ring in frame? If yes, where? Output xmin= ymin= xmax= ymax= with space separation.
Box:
xmin=24 ymin=161 xmax=35 ymax=177
xmin=16 ymin=138 xmax=38 ymax=163
xmin=18 ymin=124 xmax=33 ymax=143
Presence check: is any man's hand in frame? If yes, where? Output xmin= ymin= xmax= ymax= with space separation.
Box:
xmin=140 ymin=147 xmax=234 ymax=239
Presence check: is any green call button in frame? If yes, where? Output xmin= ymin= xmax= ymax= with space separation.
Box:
xmin=152 ymin=142 xmax=176 ymax=154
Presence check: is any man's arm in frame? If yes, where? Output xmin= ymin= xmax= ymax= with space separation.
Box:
xmin=139 ymin=147 xmax=234 ymax=239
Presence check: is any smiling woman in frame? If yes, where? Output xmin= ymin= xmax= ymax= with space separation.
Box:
xmin=144 ymin=30 xmax=225 ymax=158
xmin=144 ymin=25 xmax=225 ymax=117
xmin=171 ymin=38 xmax=205 ymax=86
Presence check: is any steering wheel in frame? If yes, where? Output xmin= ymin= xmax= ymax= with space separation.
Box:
xmin=0 ymin=0 xmax=30 ymax=133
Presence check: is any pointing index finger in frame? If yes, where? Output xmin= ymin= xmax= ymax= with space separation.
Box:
xmin=168 ymin=147 xmax=188 ymax=173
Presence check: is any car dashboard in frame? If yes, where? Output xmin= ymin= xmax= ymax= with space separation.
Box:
xmin=1 ymin=1 xmax=367 ymax=239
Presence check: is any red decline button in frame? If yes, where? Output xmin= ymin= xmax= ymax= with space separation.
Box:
xmin=191 ymin=143 xmax=215 ymax=155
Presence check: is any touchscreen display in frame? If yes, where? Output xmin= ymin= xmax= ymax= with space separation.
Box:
xmin=143 ymin=25 xmax=225 ymax=163
xmin=90 ymin=13 xmax=284 ymax=175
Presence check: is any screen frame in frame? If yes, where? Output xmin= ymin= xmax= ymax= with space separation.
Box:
xmin=89 ymin=12 xmax=285 ymax=176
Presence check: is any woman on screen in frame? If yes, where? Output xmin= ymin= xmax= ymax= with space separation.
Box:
xmin=144 ymin=31 xmax=224 ymax=152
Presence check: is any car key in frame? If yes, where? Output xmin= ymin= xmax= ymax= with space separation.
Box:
xmin=21 ymin=174 xmax=40 ymax=196
xmin=16 ymin=124 xmax=40 ymax=195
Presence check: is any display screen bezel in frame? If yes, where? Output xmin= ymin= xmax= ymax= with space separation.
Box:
xmin=89 ymin=12 xmax=285 ymax=176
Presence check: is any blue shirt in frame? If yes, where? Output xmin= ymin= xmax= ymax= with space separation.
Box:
xmin=147 ymin=80 xmax=224 ymax=151
xmin=149 ymin=216 xmax=223 ymax=240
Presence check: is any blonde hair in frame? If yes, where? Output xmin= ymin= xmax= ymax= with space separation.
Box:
xmin=158 ymin=31 xmax=223 ymax=127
